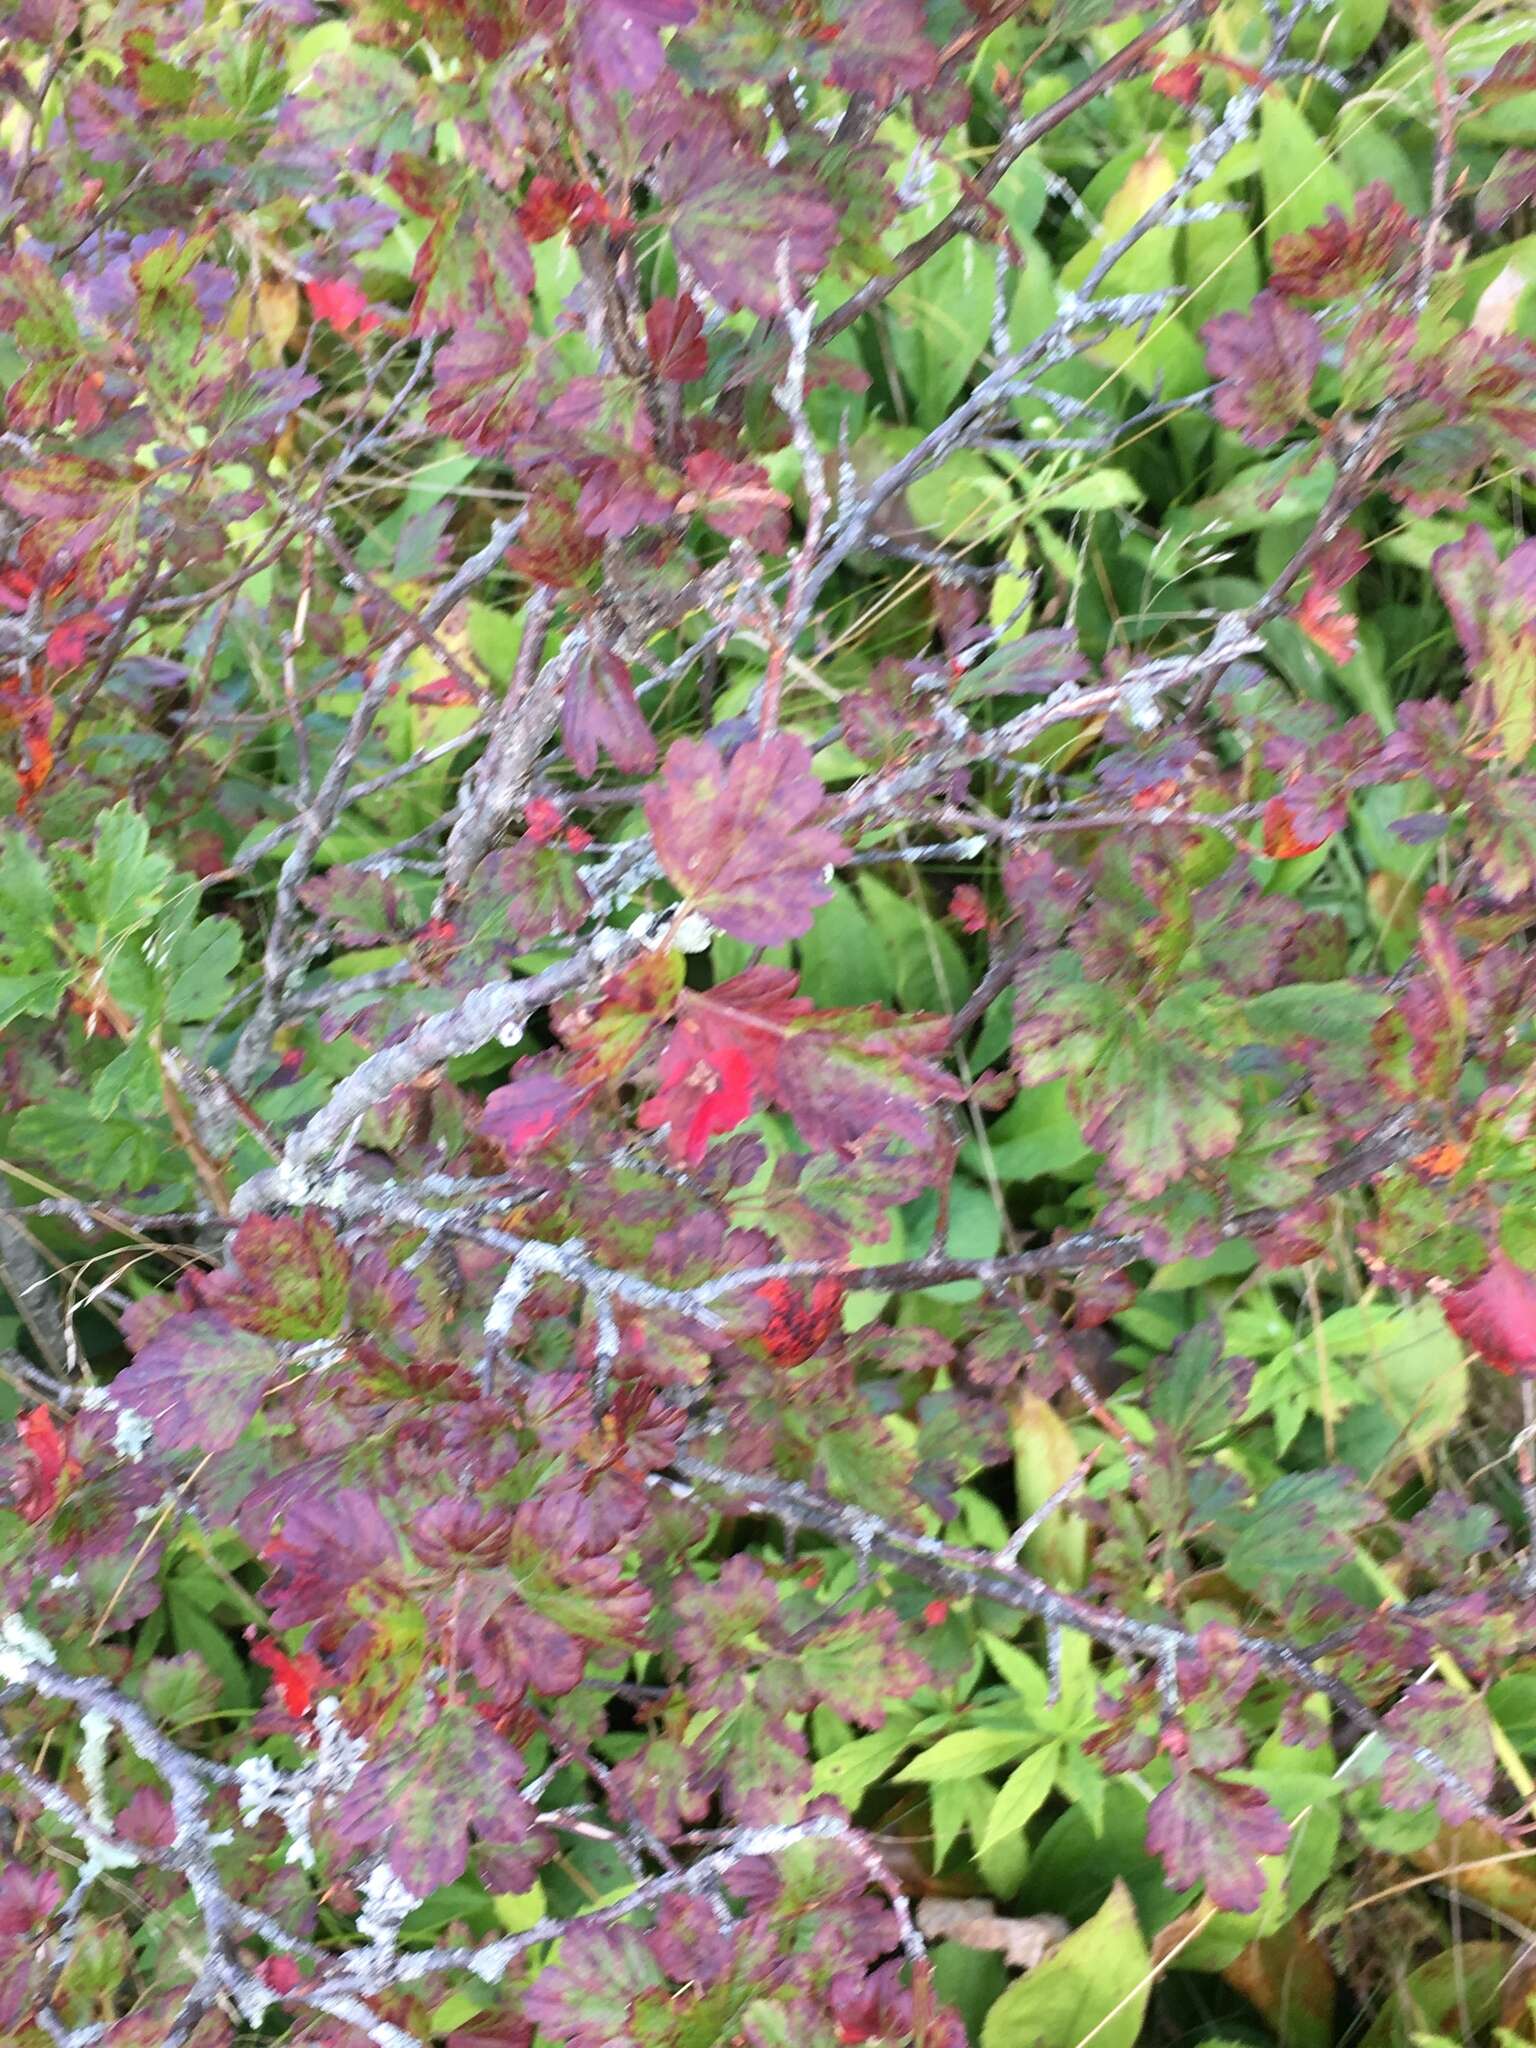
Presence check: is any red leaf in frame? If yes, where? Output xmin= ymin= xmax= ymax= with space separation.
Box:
xmin=750 ymin=1277 xmax=846 ymax=1367
xmin=516 ymin=176 xmax=629 ymax=243
xmin=482 ymin=1068 xmax=588 ymax=1155
xmin=1146 ymin=1770 xmax=1290 ymax=1911
xmin=645 ymin=294 xmax=707 ymax=382
xmin=409 ymin=673 xmax=480 ymax=706
xmin=948 ymin=884 xmax=989 ymax=934
xmin=1441 ymin=1252 xmax=1536 ymax=1376
xmin=112 ymin=1312 xmax=281 ymax=1453
xmin=44 ymin=609 xmax=108 ymax=670
xmin=1269 ymin=183 xmax=1422 ymax=300
xmin=637 ymin=1033 xmax=758 ymax=1165
xmin=571 ymin=0 xmax=696 ymax=100
xmin=250 ymin=1637 xmax=322 ymax=1719
xmin=13 ymin=1406 xmax=79 ymax=1525
xmin=658 ymin=126 xmax=839 ymax=316
xmin=1295 ymin=582 xmax=1357 ymax=665
xmin=524 ymin=797 xmax=564 ymax=845
xmin=645 ymin=732 xmax=844 ymax=944
xmin=1262 ymin=796 xmax=1330 ymax=860
xmin=304 ymin=276 xmax=381 ymax=336
xmin=680 ymin=449 xmax=789 ymax=551
xmin=1151 ymin=59 xmax=1202 ymax=104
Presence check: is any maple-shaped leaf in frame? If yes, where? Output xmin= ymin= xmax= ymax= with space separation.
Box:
xmin=680 ymin=449 xmax=790 ymax=551
xmin=638 ymin=966 xmax=960 ymax=1160
xmin=1293 ymin=526 xmax=1368 ymax=666
xmin=1202 ymin=293 xmax=1322 ymax=448
xmin=505 ymin=480 xmax=602 ymax=588
xmin=1441 ymin=1252 xmax=1536 ymax=1375
xmin=646 ymin=733 xmax=844 ymax=943
xmin=1089 ymin=1015 xmax=1241 ymax=1201
xmin=1269 ymin=182 xmax=1421 ymax=299
xmin=610 ymin=1729 xmax=717 ymax=1839
xmin=0 ymin=1864 xmax=63 ymax=2034
xmin=774 ymin=1003 xmax=962 ymax=1155
xmin=1145 ymin=1770 xmax=1290 ymax=1912
xmin=659 ymin=127 xmax=840 ymax=316
xmin=200 ymin=1212 xmax=349 ymax=1341
xmin=1379 ymin=1681 xmax=1495 ymax=1824
xmin=760 ymin=1607 xmax=929 ymax=1723
xmin=644 ymin=293 xmax=706 ymax=382
xmin=111 ymin=1311 xmax=281 ymax=1453
xmin=562 ymin=645 xmax=655 ymax=778
xmin=570 ymin=0 xmax=696 ymax=97
xmin=297 ymin=866 xmax=411 ymax=948
xmin=1 ymin=456 xmax=143 ymax=597
xmin=521 ymin=1924 xmax=667 ymax=2048
xmin=1215 ymin=1469 xmax=1381 ymax=1598
xmin=304 ymin=276 xmax=380 ymax=335
xmin=333 ymin=1705 xmax=531 ymax=1894
xmin=259 ymin=1485 xmax=399 ymax=1629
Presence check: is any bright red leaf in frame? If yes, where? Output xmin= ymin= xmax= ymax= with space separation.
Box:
xmin=1441 ymin=1252 xmax=1536 ymax=1376
xmin=304 ymin=276 xmax=381 ymax=336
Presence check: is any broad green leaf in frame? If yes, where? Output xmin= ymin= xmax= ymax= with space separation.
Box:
xmin=966 ymin=1080 xmax=1090 ymax=1185
xmin=885 ymin=146 xmax=997 ymax=427
xmin=981 ymin=1879 xmax=1152 ymax=2048
xmin=1258 ymin=94 xmax=1354 ymax=255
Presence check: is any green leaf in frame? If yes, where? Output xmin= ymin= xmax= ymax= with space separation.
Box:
xmin=812 ymin=1725 xmax=915 ymax=1805
xmin=0 ymin=832 xmax=55 ymax=962
xmin=0 ymin=969 xmax=69 ymax=1028
xmin=797 ymin=877 xmax=893 ymax=1009
xmin=11 ymin=1097 xmax=172 ymax=1194
xmin=895 ymin=1727 xmax=1036 ymax=1784
xmin=163 ymin=916 xmax=242 ymax=1022
xmin=1258 ymin=93 xmax=1355 ymax=255
xmin=979 ymin=1743 xmax=1061 ymax=1854
xmin=1242 ymin=981 xmax=1389 ymax=1043
xmin=88 ymin=801 xmax=174 ymax=936
xmin=981 ymin=1880 xmax=1152 ymax=2048
xmin=982 ymin=1633 xmax=1051 ymax=1712
xmin=1219 ymin=1471 xmax=1378 ymax=1597
xmin=885 ymin=143 xmax=997 ymax=427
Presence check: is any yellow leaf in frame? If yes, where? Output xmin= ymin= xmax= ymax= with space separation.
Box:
xmin=257 ymin=276 xmax=300 ymax=357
